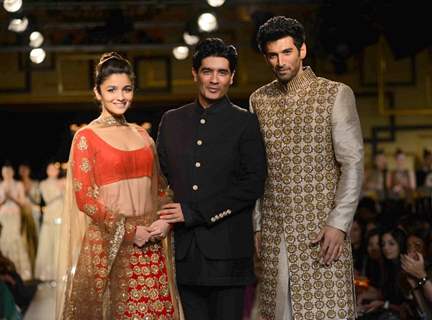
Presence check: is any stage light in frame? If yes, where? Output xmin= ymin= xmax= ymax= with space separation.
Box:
xmin=29 ymin=31 xmax=44 ymax=48
xmin=3 ymin=0 xmax=22 ymax=12
xmin=198 ymin=13 xmax=218 ymax=32
xmin=172 ymin=46 xmax=189 ymax=60
xmin=183 ymin=31 xmax=199 ymax=46
xmin=30 ymin=48 xmax=46 ymax=64
xmin=8 ymin=17 xmax=28 ymax=32
xmin=207 ymin=0 xmax=225 ymax=7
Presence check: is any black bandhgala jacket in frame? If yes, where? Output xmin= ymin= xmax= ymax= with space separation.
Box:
xmin=157 ymin=97 xmax=267 ymax=261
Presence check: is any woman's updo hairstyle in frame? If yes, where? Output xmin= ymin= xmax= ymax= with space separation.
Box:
xmin=95 ymin=52 xmax=134 ymax=93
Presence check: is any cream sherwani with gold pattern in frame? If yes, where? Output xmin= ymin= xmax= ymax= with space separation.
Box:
xmin=250 ymin=67 xmax=363 ymax=320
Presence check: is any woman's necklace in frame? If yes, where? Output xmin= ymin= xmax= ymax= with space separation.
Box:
xmin=95 ymin=114 xmax=127 ymax=127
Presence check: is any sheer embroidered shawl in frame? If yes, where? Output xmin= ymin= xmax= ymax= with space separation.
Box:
xmin=56 ymin=118 xmax=182 ymax=319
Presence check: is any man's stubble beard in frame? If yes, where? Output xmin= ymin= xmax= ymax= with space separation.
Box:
xmin=274 ymin=61 xmax=302 ymax=85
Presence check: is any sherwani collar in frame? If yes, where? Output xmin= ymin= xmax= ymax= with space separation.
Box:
xmin=194 ymin=96 xmax=231 ymax=115
xmin=277 ymin=66 xmax=316 ymax=93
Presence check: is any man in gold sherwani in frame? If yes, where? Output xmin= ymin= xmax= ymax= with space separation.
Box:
xmin=250 ymin=16 xmax=363 ymax=320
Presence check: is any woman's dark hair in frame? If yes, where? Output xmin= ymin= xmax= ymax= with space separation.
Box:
xmin=94 ymin=52 xmax=134 ymax=93
xmin=380 ymin=228 xmax=407 ymax=259
xmin=365 ymin=228 xmax=381 ymax=247
xmin=256 ymin=16 xmax=305 ymax=53
xmin=379 ymin=228 xmax=408 ymax=304
xmin=2 ymin=160 xmax=13 ymax=169
xmin=192 ymin=38 xmax=238 ymax=73
xmin=406 ymin=230 xmax=431 ymax=254
xmin=395 ymin=148 xmax=404 ymax=157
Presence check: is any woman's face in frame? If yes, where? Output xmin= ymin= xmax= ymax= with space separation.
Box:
xmin=1 ymin=166 xmax=14 ymax=180
xmin=407 ymin=235 xmax=426 ymax=256
xmin=350 ymin=221 xmax=362 ymax=247
xmin=381 ymin=233 xmax=400 ymax=260
xmin=375 ymin=154 xmax=387 ymax=170
xmin=395 ymin=153 xmax=406 ymax=168
xmin=367 ymin=234 xmax=381 ymax=260
xmin=94 ymin=73 xmax=133 ymax=117
xmin=46 ymin=163 xmax=59 ymax=178
xmin=18 ymin=165 xmax=30 ymax=178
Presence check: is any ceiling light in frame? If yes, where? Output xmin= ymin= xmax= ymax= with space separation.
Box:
xmin=30 ymin=48 xmax=46 ymax=64
xmin=29 ymin=31 xmax=44 ymax=48
xmin=3 ymin=0 xmax=22 ymax=12
xmin=8 ymin=17 xmax=28 ymax=32
xmin=207 ymin=0 xmax=225 ymax=7
xmin=198 ymin=13 xmax=218 ymax=32
xmin=172 ymin=46 xmax=189 ymax=60
xmin=183 ymin=31 xmax=199 ymax=46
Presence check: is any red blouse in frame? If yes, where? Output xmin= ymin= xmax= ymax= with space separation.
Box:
xmin=71 ymin=128 xmax=153 ymax=227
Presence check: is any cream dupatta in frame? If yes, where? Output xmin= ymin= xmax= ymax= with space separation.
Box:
xmin=56 ymin=116 xmax=182 ymax=319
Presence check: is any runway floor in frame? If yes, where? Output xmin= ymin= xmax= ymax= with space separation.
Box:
xmin=23 ymin=282 xmax=55 ymax=320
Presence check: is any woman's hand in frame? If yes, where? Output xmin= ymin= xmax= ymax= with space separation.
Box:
xmin=401 ymin=252 xmax=427 ymax=280
xmin=148 ymin=219 xmax=171 ymax=241
xmin=134 ymin=226 xmax=152 ymax=247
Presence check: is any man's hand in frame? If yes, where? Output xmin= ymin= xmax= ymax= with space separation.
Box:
xmin=148 ymin=219 xmax=171 ymax=241
xmin=134 ymin=226 xmax=152 ymax=247
xmin=254 ymin=231 xmax=262 ymax=258
xmin=158 ymin=203 xmax=185 ymax=223
xmin=311 ymin=225 xmax=345 ymax=266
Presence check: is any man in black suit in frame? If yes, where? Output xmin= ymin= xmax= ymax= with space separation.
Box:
xmin=157 ymin=38 xmax=267 ymax=320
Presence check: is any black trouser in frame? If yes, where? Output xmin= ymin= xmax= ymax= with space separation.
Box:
xmin=178 ymin=284 xmax=245 ymax=320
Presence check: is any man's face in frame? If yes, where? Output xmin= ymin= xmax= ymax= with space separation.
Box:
xmin=264 ymin=36 xmax=306 ymax=84
xmin=192 ymin=56 xmax=234 ymax=107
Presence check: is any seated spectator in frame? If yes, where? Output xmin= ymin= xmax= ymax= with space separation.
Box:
xmin=0 ymin=281 xmax=21 ymax=320
xmin=363 ymin=228 xmax=383 ymax=289
xmin=351 ymin=217 xmax=366 ymax=274
xmin=400 ymin=231 xmax=432 ymax=319
xmin=357 ymin=228 xmax=410 ymax=319
xmin=0 ymin=223 xmax=37 ymax=315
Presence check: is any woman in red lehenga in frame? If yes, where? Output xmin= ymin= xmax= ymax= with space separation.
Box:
xmin=56 ymin=52 xmax=183 ymax=320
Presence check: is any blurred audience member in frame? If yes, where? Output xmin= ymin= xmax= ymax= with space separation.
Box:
xmin=357 ymin=228 xmax=409 ymax=319
xmin=416 ymin=149 xmax=432 ymax=188
xmin=18 ymin=163 xmax=42 ymax=234
xmin=0 ymin=163 xmax=32 ymax=281
xmin=401 ymin=233 xmax=432 ymax=319
xmin=364 ymin=151 xmax=388 ymax=201
xmin=0 ymin=223 xmax=37 ymax=315
xmin=34 ymin=162 xmax=64 ymax=281
xmin=387 ymin=149 xmax=416 ymax=201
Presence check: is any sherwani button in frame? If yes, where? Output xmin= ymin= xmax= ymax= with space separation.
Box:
xmin=196 ymin=140 xmax=203 ymax=146
xmin=195 ymin=162 xmax=201 ymax=167
xmin=200 ymin=119 xmax=206 ymax=124
xmin=192 ymin=185 xmax=198 ymax=191
xmin=211 ymin=217 xmax=216 ymax=222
